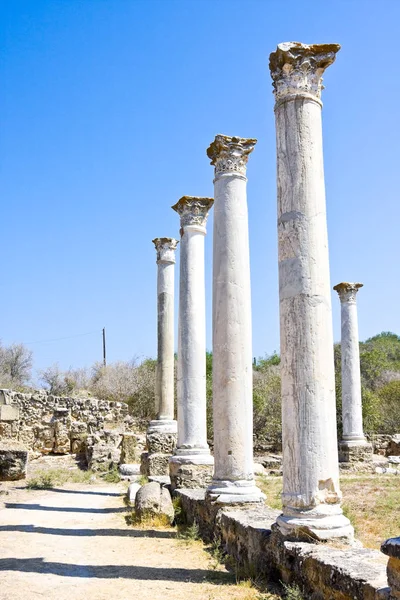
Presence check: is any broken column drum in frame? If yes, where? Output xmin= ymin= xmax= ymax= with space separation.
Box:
xmin=206 ymin=135 xmax=264 ymax=503
xmin=269 ymin=42 xmax=353 ymax=541
xmin=141 ymin=237 xmax=178 ymax=476
xmin=333 ymin=282 xmax=372 ymax=462
xmin=169 ymin=196 xmax=215 ymax=489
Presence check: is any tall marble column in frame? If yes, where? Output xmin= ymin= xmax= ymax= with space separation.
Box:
xmin=141 ymin=237 xmax=179 ymax=476
xmin=169 ymin=196 xmax=215 ymax=489
xmin=206 ymin=135 xmax=264 ymax=503
xmin=333 ymin=282 xmax=372 ymax=463
xmin=269 ymin=42 xmax=353 ymax=541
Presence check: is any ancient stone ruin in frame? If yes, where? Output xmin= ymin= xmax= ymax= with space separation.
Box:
xmin=1 ymin=40 xmax=399 ymax=599
xmin=0 ymin=388 xmax=144 ymax=474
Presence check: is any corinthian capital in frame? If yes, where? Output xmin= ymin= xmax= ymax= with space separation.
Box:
xmin=207 ymin=134 xmax=256 ymax=179
xmin=269 ymin=42 xmax=340 ymax=104
xmin=152 ymin=237 xmax=179 ymax=264
xmin=172 ymin=196 xmax=214 ymax=232
xmin=333 ymin=282 xmax=363 ymax=304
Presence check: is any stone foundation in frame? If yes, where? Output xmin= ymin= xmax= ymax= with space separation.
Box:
xmin=141 ymin=452 xmax=171 ymax=476
xmin=176 ymin=489 xmax=390 ymax=599
xmin=0 ymin=442 xmax=28 ymax=480
xmin=140 ymin=427 xmax=177 ymax=476
xmin=382 ymin=537 xmax=400 ymax=599
xmin=339 ymin=441 xmax=374 ymax=464
xmin=169 ymin=458 xmax=213 ymax=490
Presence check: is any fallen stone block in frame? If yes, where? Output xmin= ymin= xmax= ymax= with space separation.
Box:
xmin=0 ymin=442 xmax=28 ymax=480
xmin=127 ymin=482 xmax=141 ymax=503
xmin=134 ymin=481 xmax=174 ymax=523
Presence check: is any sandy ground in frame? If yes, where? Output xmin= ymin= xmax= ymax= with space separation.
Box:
xmin=0 ymin=462 xmax=275 ymax=600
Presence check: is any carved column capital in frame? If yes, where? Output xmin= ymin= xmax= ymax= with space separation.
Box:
xmin=171 ymin=196 xmax=214 ymax=233
xmin=269 ymin=42 xmax=340 ymax=106
xmin=333 ymin=282 xmax=363 ymax=304
xmin=207 ymin=134 xmax=256 ymax=180
xmin=152 ymin=237 xmax=179 ymax=264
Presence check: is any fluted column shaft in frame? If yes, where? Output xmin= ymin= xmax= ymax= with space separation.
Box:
xmin=169 ymin=197 xmax=214 ymax=489
xmin=206 ymin=135 xmax=264 ymax=503
xmin=151 ymin=238 xmax=178 ymax=431
xmin=334 ymin=282 xmax=372 ymax=463
xmin=270 ymin=42 xmax=353 ymax=541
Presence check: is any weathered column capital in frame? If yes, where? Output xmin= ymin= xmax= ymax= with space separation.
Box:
xmin=152 ymin=237 xmax=179 ymax=264
xmin=333 ymin=282 xmax=363 ymax=304
xmin=207 ymin=134 xmax=256 ymax=181
xmin=171 ymin=196 xmax=214 ymax=234
xmin=269 ymin=42 xmax=340 ymax=106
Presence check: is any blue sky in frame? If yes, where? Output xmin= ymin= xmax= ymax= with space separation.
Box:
xmin=1 ymin=0 xmax=399 ymax=376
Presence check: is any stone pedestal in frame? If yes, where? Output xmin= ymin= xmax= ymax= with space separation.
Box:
xmin=269 ymin=42 xmax=353 ymax=541
xmin=141 ymin=238 xmax=178 ymax=476
xmin=169 ymin=196 xmax=214 ymax=489
xmin=205 ymin=135 xmax=264 ymax=504
xmin=382 ymin=537 xmax=400 ymax=599
xmin=334 ymin=282 xmax=372 ymax=464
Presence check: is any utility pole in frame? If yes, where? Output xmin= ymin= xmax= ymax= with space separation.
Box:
xmin=102 ymin=327 xmax=106 ymax=367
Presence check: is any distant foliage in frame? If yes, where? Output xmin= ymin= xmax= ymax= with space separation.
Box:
xmin=0 ymin=341 xmax=33 ymax=389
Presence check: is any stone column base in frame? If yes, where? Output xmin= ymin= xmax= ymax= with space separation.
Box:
xmin=276 ymin=504 xmax=354 ymax=543
xmin=140 ymin=451 xmax=172 ymax=476
xmin=140 ymin=420 xmax=177 ymax=477
xmin=339 ymin=440 xmax=373 ymax=464
xmin=169 ymin=454 xmax=214 ymax=490
xmin=206 ymin=479 xmax=266 ymax=504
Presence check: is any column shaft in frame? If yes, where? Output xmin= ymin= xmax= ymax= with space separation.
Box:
xmin=334 ymin=282 xmax=372 ymax=463
xmin=270 ymin=42 xmax=353 ymax=541
xmin=206 ymin=135 xmax=264 ymax=503
xmin=170 ymin=197 xmax=214 ymax=490
xmin=157 ymin=261 xmax=175 ymax=420
xmin=141 ymin=238 xmax=178 ymax=477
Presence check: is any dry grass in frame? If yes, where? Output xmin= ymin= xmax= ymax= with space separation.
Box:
xmin=340 ymin=474 xmax=400 ymax=548
xmin=256 ymin=473 xmax=400 ymax=549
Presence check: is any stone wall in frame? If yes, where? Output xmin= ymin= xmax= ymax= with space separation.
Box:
xmin=0 ymin=389 xmax=145 ymax=471
xmin=176 ymin=489 xmax=390 ymax=600
xmin=370 ymin=435 xmax=400 ymax=457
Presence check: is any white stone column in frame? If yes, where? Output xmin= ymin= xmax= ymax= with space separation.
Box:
xmin=333 ymin=282 xmax=372 ymax=462
xmin=141 ymin=237 xmax=178 ymax=476
xmin=169 ymin=196 xmax=214 ymax=489
xmin=206 ymin=135 xmax=264 ymax=503
xmin=269 ymin=42 xmax=353 ymax=541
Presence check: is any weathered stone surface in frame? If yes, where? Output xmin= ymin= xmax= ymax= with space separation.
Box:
xmin=339 ymin=441 xmax=373 ymax=464
xmin=253 ymin=463 xmax=265 ymax=475
xmin=146 ymin=431 xmax=177 ymax=454
xmin=127 ymin=482 xmax=141 ymax=503
xmin=0 ymin=389 xmax=131 ymax=460
xmin=269 ymin=42 xmax=352 ymax=541
xmin=171 ymin=196 xmax=213 ymax=473
xmin=119 ymin=463 xmax=140 ymax=476
xmin=0 ymin=442 xmax=28 ymax=480
xmin=0 ymin=405 xmax=19 ymax=421
xmin=334 ymin=283 xmax=368 ymax=453
xmin=382 ymin=538 xmax=400 ymax=560
xmin=120 ymin=433 xmax=145 ymax=463
xmin=206 ymin=135 xmax=263 ymax=504
xmin=140 ymin=452 xmax=170 ymax=476
xmin=388 ymin=436 xmax=400 ymax=457
xmin=169 ymin=460 xmax=213 ymax=490
xmin=135 ymin=481 xmax=174 ymax=523
xmin=382 ymin=543 xmax=400 ymax=600
xmin=86 ymin=431 xmax=122 ymax=472
xmin=176 ymin=489 xmax=389 ymax=600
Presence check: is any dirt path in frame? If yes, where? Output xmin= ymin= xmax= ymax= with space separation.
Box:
xmin=0 ymin=478 xmax=275 ymax=600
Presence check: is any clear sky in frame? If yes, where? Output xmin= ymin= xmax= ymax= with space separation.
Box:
xmin=1 ymin=0 xmax=399 ymax=377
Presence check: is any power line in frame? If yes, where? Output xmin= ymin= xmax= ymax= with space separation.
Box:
xmin=22 ymin=330 xmax=102 ymax=346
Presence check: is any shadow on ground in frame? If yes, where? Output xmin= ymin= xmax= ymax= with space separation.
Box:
xmin=0 ymin=524 xmax=176 ymax=538
xmin=0 ymin=558 xmax=235 ymax=583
